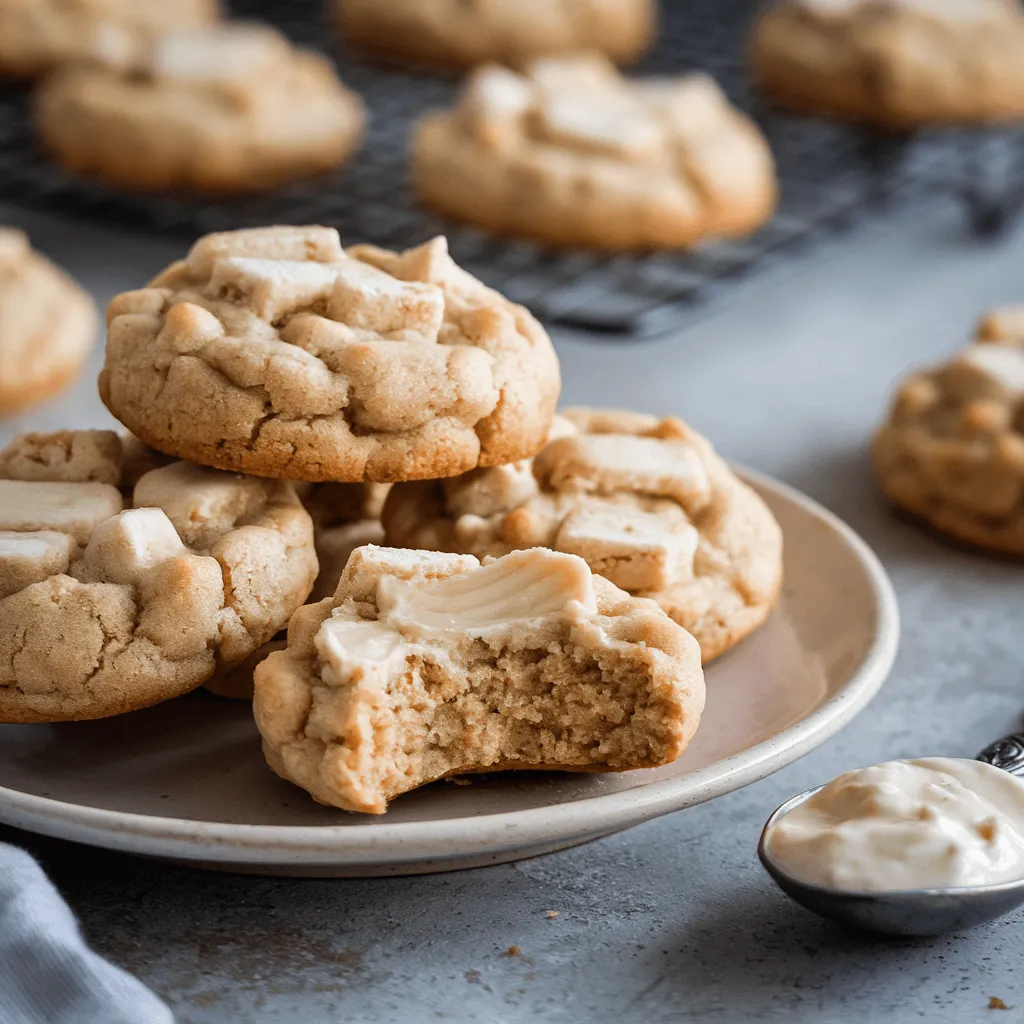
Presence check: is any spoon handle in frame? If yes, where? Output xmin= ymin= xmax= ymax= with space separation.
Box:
xmin=976 ymin=733 xmax=1024 ymax=777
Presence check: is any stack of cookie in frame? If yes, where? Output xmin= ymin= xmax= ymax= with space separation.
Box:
xmin=1 ymin=225 xmax=784 ymax=814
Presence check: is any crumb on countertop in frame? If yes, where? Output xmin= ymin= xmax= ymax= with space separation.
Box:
xmin=989 ymin=997 xmax=1010 ymax=1011
xmin=544 ymin=910 xmax=560 ymax=920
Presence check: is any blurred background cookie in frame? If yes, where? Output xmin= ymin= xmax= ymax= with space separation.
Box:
xmin=0 ymin=227 xmax=96 ymax=416
xmin=34 ymin=22 xmax=365 ymax=193
xmin=334 ymin=0 xmax=656 ymax=70
xmin=413 ymin=55 xmax=776 ymax=250
xmin=752 ymin=0 xmax=1024 ymax=127
xmin=0 ymin=0 xmax=217 ymax=78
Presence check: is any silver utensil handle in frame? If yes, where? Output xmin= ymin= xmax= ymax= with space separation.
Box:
xmin=977 ymin=734 xmax=1024 ymax=777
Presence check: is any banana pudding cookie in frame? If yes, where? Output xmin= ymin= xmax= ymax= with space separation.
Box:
xmin=0 ymin=429 xmax=317 ymax=722
xmin=752 ymin=0 xmax=1024 ymax=127
xmin=0 ymin=228 xmax=96 ymax=416
xmin=334 ymin=0 xmax=656 ymax=70
xmin=384 ymin=408 xmax=783 ymax=662
xmin=35 ymin=23 xmax=365 ymax=193
xmin=100 ymin=226 xmax=560 ymax=482
xmin=873 ymin=308 xmax=1024 ymax=553
xmin=412 ymin=55 xmax=776 ymax=250
xmin=0 ymin=0 xmax=217 ymax=78
xmin=253 ymin=545 xmax=705 ymax=814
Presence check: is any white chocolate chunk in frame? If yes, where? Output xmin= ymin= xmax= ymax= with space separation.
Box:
xmin=0 ymin=480 xmax=123 ymax=545
xmin=328 ymin=261 xmax=445 ymax=339
xmin=186 ymin=226 xmax=345 ymax=277
xmin=956 ymin=344 xmax=1024 ymax=394
xmin=316 ymin=611 xmax=406 ymax=687
xmin=461 ymin=66 xmax=534 ymax=144
xmin=442 ymin=462 xmax=539 ymax=518
xmin=152 ymin=24 xmax=291 ymax=84
xmin=207 ymin=257 xmax=340 ymax=322
xmin=556 ymin=504 xmax=698 ymax=592
xmin=0 ymin=530 xmax=75 ymax=599
xmin=640 ymin=75 xmax=728 ymax=135
xmin=529 ymin=55 xmax=623 ymax=95
xmin=134 ymin=462 xmax=268 ymax=549
xmin=82 ymin=508 xmax=185 ymax=586
xmin=535 ymin=93 xmax=664 ymax=160
xmin=339 ymin=544 xmax=478 ymax=603
xmin=536 ymin=434 xmax=712 ymax=512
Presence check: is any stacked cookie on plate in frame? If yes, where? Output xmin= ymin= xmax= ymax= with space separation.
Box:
xmin=2 ymin=225 xmax=785 ymax=814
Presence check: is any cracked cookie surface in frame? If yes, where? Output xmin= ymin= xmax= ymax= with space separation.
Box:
xmin=0 ymin=429 xmax=317 ymax=722
xmin=0 ymin=228 xmax=97 ymax=416
xmin=384 ymin=407 xmax=783 ymax=662
xmin=334 ymin=0 xmax=656 ymax=70
xmin=873 ymin=307 xmax=1024 ymax=553
xmin=752 ymin=0 xmax=1024 ymax=126
xmin=0 ymin=0 xmax=216 ymax=78
xmin=35 ymin=23 xmax=365 ymax=193
xmin=412 ymin=55 xmax=776 ymax=250
xmin=99 ymin=226 xmax=561 ymax=482
xmin=254 ymin=545 xmax=705 ymax=814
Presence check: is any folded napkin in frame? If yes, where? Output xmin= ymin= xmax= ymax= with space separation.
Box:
xmin=0 ymin=842 xmax=173 ymax=1024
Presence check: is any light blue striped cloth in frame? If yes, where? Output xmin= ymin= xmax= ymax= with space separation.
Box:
xmin=0 ymin=843 xmax=173 ymax=1024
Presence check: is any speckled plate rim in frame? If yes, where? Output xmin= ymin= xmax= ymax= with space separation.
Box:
xmin=0 ymin=468 xmax=900 ymax=871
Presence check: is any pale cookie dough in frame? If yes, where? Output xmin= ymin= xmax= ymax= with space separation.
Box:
xmin=254 ymin=545 xmax=705 ymax=814
xmin=35 ymin=23 xmax=365 ymax=193
xmin=383 ymin=408 xmax=783 ymax=662
xmin=100 ymin=226 xmax=561 ymax=482
xmin=0 ymin=228 xmax=97 ymax=416
xmin=0 ymin=429 xmax=317 ymax=722
xmin=334 ymin=0 xmax=656 ymax=70
xmin=412 ymin=55 xmax=777 ymax=251
xmin=0 ymin=0 xmax=217 ymax=78
xmin=752 ymin=0 xmax=1024 ymax=127
xmin=873 ymin=308 xmax=1024 ymax=553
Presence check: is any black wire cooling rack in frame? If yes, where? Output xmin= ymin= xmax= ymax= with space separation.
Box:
xmin=1 ymin=0 xmax=1023 ymax=336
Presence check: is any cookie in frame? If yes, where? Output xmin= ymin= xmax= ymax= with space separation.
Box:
xmin=383 ymin=408 xmax=783 ymax=663
xmin=752 ymin=0 xmax=1024 ymax=127
xmin=35 ymin=23 xmax=365 ymax=193
xmin=99 ymin=226 xmax=561 ymax=482
xmin=412 ymin=55 xmax=777 ymax=251
xmin=873 ymin=308 xmax=1024 ymax=553
xmin=0 ymin=429 xmax=317 ymax=722
xmin=0 ymin=0 xmax=217 ymax=78
xmin=0 ymin=228 xmax=97 ymax=416
xmin=253 ymin=545 xmax=705 ymax=814
xmin=334 ymin=0 xmax=656 ymax=70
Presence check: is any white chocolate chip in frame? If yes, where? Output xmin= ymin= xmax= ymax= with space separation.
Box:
xmin=0 ymin=530 xmax=75 ymax=599
xmin=955 ymin=345 xmax=1024 ymax=395
xmin=328 ymin=261 xmax=445 ymax=340
xmin=442 ymin=462 xmax=539 ymax=518
xmin=186 ymin=226 xmax=345 ymax=277
xmin=339 ymin=544 xmax=478 ymax=603
xmin=535 ymin=93 xmax=665 ymax=161
xmin=152 ymin=24 xmax=291 ymax=84
xmin=207 ymin=257 xmax=340 ymax=322
xmin=556 ymin=503 xmax=698 ymax=592
xmin=81 ymin=508 xmax=185 ymax=586
xmin=0 ymin=480 xmax=123 ymax=545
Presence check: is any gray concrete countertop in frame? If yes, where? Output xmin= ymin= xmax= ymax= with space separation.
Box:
xmin=2 ymin=203 xmax=1023 ymax=1023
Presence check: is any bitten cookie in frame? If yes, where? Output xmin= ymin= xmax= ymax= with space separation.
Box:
xmin=0 ymin=429 xmax=317 ymax=722
xmin=384 ymin=408 xmax=783 ymax=662
xmin=752 ymin=0 xmax=1024 ymax=127
xmin=0 ymin=228 xmax=96 ymax=416
xmin=334 ymin=0 xmax=656 ymax=70
xmin=254 ymin=545 xmax=705 ymax=814
xmin=0 ymin=0 xmax=217 ymax=78
xmin=100 ymin=226 xmax=560 ymax=482
xmin=35 ymin=23 xmax=365 ymax=193
xmin=412 ymin=55 xmax=777 ymax=250
xmin=873 ymin=307 xmax=1024 ymax=553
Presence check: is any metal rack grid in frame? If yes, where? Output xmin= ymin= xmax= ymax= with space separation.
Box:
xmin=0 ymin=0 xmax=1022 ymax=336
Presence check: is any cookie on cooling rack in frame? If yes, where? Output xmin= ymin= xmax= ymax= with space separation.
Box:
xmin=873 ymin=307 xmax=1024 ymax=554
xmin=35 ymin=22 xmax=365 ymax=193
xmin=0 ymin=0 xmax=217 ymax=78
xmin=0 ymin=228 xmax=96 ymax=416
xmin=253 ymin=545 xmax=705 ymax=813
xmin=752 ymin=0 xmax=1024 ymax=127
xmin=412 ymin=55 xmax=776 ymax=250
xmin=0 ymin=429 xmax=317 ymax=722
xmin=383 ymin=407 xmax=784 ymax=663
xmin=333 ymin=0 xmax=656 ymax=70
xmin=99 ymin=226 xmax=560 ymax=482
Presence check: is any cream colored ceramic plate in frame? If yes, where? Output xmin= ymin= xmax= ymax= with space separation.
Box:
xmin=0 ymin=470 xmax=898 ymax=877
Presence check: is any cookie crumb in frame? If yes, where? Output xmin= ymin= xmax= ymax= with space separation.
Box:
xmin=989 ymin=996 xmax=1010 ymax=1010
xmin=544 ymin=910 xmax=559 ymax=920
xmin=504 ymin=945 xmax=521 ymax=957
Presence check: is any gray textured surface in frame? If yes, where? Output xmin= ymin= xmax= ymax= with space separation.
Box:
xmin=2 ymin=203 xmax=1023 ymax=1023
